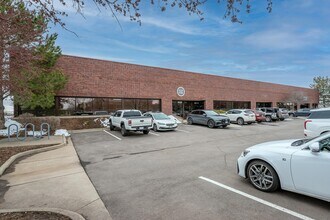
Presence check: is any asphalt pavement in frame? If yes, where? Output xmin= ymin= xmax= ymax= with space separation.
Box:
xmin=72 ymin=119 xmax=330 ymax=220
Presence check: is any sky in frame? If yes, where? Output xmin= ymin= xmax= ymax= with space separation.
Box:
xmin=51 ymin=0 xmax=330 ymax=88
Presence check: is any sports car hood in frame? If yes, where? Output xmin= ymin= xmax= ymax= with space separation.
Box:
xmin=248 ymin=139 xmax=299 ymax=151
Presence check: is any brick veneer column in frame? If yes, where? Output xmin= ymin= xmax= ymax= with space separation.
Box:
xmin=205 ymin=99 xmax=213 ymax=110
xmin=162 ymin=98 xmax=172 ymax=114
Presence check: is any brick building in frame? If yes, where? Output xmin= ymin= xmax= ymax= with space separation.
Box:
xmin=45 ymin=55 xmax=319 ymax=116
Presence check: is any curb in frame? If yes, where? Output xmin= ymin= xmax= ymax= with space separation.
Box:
xmin=0 ymin=136 xmax=66 ymax=176
xmin=0 ymin=208 xmax=85 ymax=220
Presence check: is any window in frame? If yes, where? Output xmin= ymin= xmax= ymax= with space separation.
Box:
xmin=214 ymin=101 xmax=250 ymax=110
xmin=59 ymin=97 xmax=76 ymax=115
xmin=76 ymin=98 xmax=93 ymax=112
xmin=109 ymin=99 xmax=122 ymax=113
xmin=123 ymin=111 xmax=142 ymax=117
xmin=136 ymin=99 xmax=149 ymax=113
xmin=93 ymin=98 xmax=108 ymax=111
xmin=309 ymin=110 xmax=330 ymax=119
xmin=114 ymin=111 xmax=122 ymax=117
xmin=149 ymin=100 xmax=161 ymax=112
xmin=123 ymin=99 xmax=135 ymax=109
xmin=256 ymin=102 xmax=272 ymax=108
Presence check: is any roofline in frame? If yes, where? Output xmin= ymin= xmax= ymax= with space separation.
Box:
xmin=60 ymin=54 xmax=317 ymax=91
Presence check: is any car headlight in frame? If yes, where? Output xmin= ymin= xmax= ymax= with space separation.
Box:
xmin=158 ymin=122 xmax=165 ymax=125
xmin=242 ymin=150 xmax=250 ymax=157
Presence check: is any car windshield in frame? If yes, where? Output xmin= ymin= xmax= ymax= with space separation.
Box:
xmin=153 ymin=113 xmax=170 ymax=120
xmin=123 ymin=111 xmax=141 ymax=117
xmin=204 ymin=110 xmax=219 ymax=116
xmin=291 ymin=137 xmax=318 ymax=146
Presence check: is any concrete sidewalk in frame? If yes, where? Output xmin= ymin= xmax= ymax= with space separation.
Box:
xmin=0 ymin=138 xmax=112 ymax=220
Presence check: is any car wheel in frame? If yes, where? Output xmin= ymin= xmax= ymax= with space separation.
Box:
xmin=121 ymin=125 xmax=128 ymax=136
xmin=187 ymin=117 xmax=193 ymax=125
xmin=153 ymin=123 xmax=158 ymax=132
xmin=279 ymin=118 xmax=285 ymax=121
xmin=237 ymin=118 xmax=244 ymax=125
xmin=109 ymin=121 xmax=114 ymax=131
xmin=247 ymin=160 xmax=280 ymax=192
xmin=221 ymin=125 xmax=227 ymax=128
xmin=143 ymin=130 xmax=149 ymax=135
xmin=265 ymin=116 xmax=272 ymax=122
xmin=207 ymin=120 xmax=215 ymax=128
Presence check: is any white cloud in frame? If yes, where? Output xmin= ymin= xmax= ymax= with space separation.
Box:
xmin=112 ymin=40 xmax=173 ymax=54
xmin=244 ymin=28 xmax=324 ymax=50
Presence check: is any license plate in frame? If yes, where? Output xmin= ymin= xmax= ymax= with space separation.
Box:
xmin=139 ymin=127 xmax=144 ymax=130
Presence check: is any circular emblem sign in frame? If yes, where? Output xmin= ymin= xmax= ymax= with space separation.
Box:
xmin=177 ymin=87 xmax=185 ymax=97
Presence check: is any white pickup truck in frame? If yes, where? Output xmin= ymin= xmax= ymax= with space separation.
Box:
xmin=109 ymin=110 xmax=153 ymax=136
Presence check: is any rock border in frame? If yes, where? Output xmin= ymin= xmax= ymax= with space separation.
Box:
xmin=0 ymin=135 xmax=66 ymax=176
xmin=0 ymin=208 xmax=85 ymax=220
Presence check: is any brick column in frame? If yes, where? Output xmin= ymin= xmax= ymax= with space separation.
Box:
xmin=162 ymin=98 xmax=172 ymax=114
xmin=250 ymin=101 xmax=256 ymax=109
xmin=205 ymin=99 xmax=213 ymax=110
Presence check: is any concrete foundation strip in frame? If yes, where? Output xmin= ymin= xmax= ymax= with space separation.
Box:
xmin=0 ymin=207 xmax=85 ymax=220
xmin=0 ymin=135 xmax=67 ymax=176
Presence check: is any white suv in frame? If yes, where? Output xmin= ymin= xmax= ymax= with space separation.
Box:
xmin=226 ymin=109 xmax=256 ymax=125
xmin=304 ymin=108 xmax=330 ymax=137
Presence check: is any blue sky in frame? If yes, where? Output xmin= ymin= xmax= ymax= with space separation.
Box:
xmin=51 ymin=0 xmax=330 ymax=88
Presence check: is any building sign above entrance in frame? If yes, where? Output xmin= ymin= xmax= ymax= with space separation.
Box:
xmin=177 ymin=87 xmax=185 ymax=97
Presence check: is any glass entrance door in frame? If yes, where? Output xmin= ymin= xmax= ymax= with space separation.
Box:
xmin=172 ymin=100 xmax=205 ymax=118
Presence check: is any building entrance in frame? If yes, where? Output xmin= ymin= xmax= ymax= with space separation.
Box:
xmin=172 ymin=100 xmax=204 ymax=118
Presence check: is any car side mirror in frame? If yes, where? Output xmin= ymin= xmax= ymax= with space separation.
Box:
xmin=310 ymin=142 xmax=320 ymax=153
xmin=203 ymin=113 xmax=207 ymax=117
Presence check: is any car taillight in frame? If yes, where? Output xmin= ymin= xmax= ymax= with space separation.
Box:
xmin=304 ymin=119 xmax=312 ymax=129
xmin=128 ymin=119 xmax=132 ymax=125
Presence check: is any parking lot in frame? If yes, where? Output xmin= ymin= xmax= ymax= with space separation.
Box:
xmin=72 ymin=118 xmax=330 ymax=220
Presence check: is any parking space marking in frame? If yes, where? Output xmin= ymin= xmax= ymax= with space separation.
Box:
xmin=103 ymin=130 xmax=122 ymax=141
xmin=176 ymin=129 xmax=191 ymax=133
xmin=198 ymin=176 xmax=314 ymax=220
xmin=149 ymin=131 xmax=160 ymax=136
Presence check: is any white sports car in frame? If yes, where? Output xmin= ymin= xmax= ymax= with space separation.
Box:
xmin=237 ymin=133 xmax=330 ymax=202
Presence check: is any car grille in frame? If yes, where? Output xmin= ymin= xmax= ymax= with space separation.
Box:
xmin=166 ymin=123 xmax=175 ymax=126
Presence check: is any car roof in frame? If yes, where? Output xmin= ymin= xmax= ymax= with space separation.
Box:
xmin=311 ymin=107 xmax=330 ymax=112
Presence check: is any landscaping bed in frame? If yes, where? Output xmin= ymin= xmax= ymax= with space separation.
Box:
xmin=0 ymin=211 xmax=71 ymax=220
xmin=0 ymin=144 xmax=54 ymax=167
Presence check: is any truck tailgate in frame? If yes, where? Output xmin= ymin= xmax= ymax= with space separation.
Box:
xmin=128 ymin=117 xmax=152 ymax=127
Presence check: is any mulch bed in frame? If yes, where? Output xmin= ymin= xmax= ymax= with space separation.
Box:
xmin=0 ymin=211 xmax=71 ymax=220
xmin=0 ymin=144 xmax=54 ymax=167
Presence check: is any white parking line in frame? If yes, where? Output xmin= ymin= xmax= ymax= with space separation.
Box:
xmin=176 ymin=129 xmax=191 ymax=133
xmin=149 ymin=131 xmax=160 ymax=136
xmin=198 ymin=176 xmax=314 ymax=220
xmin=103 ymin=130 xmax=122 ymax=141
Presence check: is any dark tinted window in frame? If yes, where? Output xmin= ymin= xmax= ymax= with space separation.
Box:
xmin=123 ymin=111 xmax=141 ymax=117
xmin=191 ymin=111 xmax=201 ymax=115
xmin=115 ymin=111 xmax=122 ymax=117
xmin=266 ymin=109 xmax=273 ymax=113
xmin=308 ymin=110 xmax=330 ymax=119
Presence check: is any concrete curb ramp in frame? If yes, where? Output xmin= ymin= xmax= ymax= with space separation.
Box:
xmin=0 ymin=208 xmax=85 ymax=220
xmin=0 ymin=137 xmax=66 ymax=176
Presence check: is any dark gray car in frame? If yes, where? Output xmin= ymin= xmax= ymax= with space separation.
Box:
xmin=187 ymin=110 xmax=230 ymax=128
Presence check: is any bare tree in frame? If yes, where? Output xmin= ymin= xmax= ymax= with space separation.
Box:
xmin=283 ymin=91 xmax=307 ymax=110
xmin=24 ymin=0 xmax=273 ymax=27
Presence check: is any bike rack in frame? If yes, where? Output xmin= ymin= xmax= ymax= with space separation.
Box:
xmin=7 ymin=122 xmax=50 ymax=141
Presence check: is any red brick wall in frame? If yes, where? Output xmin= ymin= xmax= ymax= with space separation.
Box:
xmin=56 ymin=55 xmax=319 ymax=114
